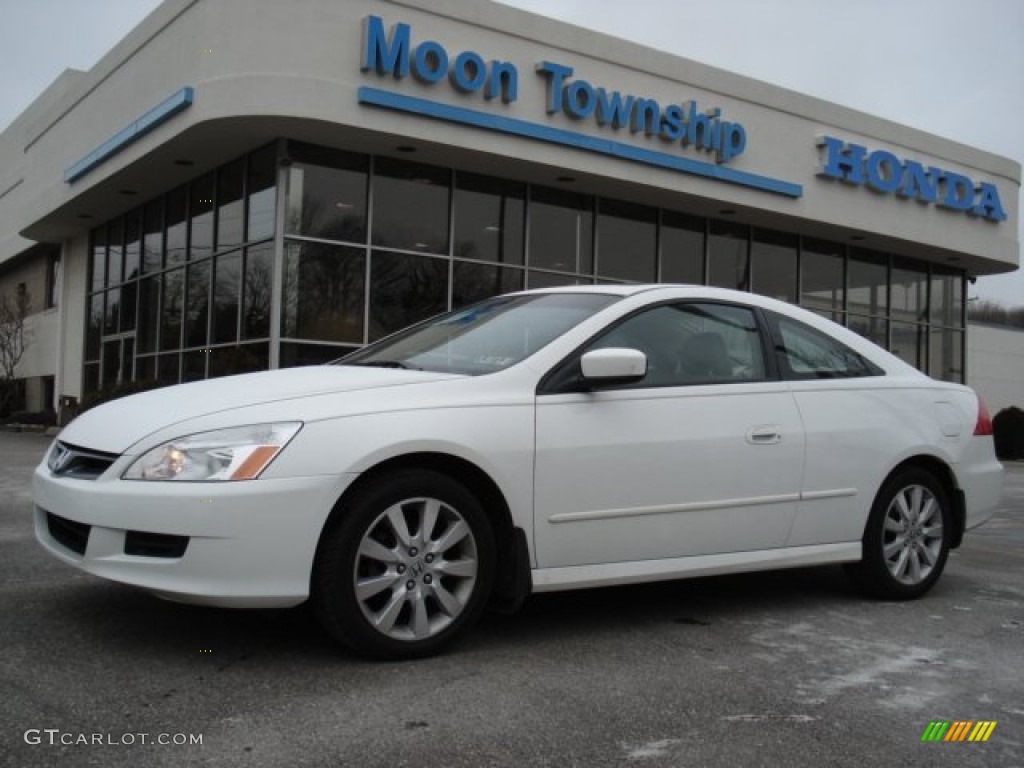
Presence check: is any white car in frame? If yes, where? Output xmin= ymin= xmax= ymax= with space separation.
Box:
xmin=33 ymin=285 xmax=1003 ymax=658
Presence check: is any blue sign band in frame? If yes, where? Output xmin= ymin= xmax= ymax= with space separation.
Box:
xmin=65 ymin=87 xmax=194 ymax=183
xmin=358 ymin=86 xmax=802 ymax=198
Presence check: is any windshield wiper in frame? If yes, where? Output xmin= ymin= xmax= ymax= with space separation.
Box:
xmin=347 ymin=360 xmax=421 ymax=370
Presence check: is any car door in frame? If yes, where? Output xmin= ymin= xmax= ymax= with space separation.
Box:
xmin=764 ymin=311 xmax=896 ymax=547
xmin=533 ymin=301 xmax=805 ymax=569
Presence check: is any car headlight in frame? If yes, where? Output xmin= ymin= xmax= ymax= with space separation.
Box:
xmin=122 ymin=422 xmax=302 ymax=481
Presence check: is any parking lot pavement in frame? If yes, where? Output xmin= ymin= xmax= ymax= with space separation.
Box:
xmin=1 ymin=430 xmax=1021 ymax=767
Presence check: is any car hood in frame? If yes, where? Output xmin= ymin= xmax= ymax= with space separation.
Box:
xmin=58 ymin=366 xmax=463 ymax=454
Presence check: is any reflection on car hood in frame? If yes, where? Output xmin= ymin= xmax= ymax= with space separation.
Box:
xmin=58 ymin=366 xmax=462 ymax=454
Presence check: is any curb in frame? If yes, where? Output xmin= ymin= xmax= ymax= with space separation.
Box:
xmin=0 ymin=424 xmax=53 ymax=434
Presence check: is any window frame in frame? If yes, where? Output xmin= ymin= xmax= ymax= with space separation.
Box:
xmin=764 ymin=310 xmax=885 ymax=381
xmin=538 ymin=299 xmax=780 ymax=395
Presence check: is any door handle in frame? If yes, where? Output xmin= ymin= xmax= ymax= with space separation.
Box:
xmin=746 ymin=426 xmax=782 ymax=445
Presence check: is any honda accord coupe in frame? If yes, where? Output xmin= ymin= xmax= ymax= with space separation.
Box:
xmin=33 ymin=285 xmax=1003 ymax=658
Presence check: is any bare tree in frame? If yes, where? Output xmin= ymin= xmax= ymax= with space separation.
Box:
xmin=0 ymin=289 xmax=30 ymax=415
xmin=243 ymin=256 xmax=272 ymax=337
xmin=968 ymin=299 xmax=1024 ymax=328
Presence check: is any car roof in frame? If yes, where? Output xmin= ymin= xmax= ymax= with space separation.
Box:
xmin=519 ymin=284 xmax=657 ymax=297
xmin=518 ymin=283 xmax=774 ymax=305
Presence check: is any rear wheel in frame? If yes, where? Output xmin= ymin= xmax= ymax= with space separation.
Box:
xmin=312 ymin=469 xmax=495 ymax=659
xmin=846 ymin=468 xmax=952 ymax=599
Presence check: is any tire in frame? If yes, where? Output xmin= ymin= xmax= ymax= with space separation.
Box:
xmin=845 ymin=467 xmax=952 ymax=600
xmin=312 ymin=469 xmax=495 ymax=660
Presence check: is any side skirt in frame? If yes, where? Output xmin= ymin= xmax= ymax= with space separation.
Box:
xmin=531 ymin=542 xmax=861 ymax=593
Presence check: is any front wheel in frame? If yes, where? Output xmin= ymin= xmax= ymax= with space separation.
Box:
xmin=846 ymin=468 xmax=952 ymax=600
xmin=312 ymin=469 xmax=495 ymax=659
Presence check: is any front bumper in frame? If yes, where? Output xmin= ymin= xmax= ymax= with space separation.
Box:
xmin=33 ymin=463 xmax=356 ymax=607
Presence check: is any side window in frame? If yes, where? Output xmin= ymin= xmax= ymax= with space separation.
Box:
xmin=587 ymin=302 xmax=766 ymax=387
xmin=771 ymin=314 xmax=882 ymax=379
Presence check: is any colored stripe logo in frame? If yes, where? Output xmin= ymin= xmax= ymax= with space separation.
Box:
xmin=921 ymin=721 xmax=997 ymax=742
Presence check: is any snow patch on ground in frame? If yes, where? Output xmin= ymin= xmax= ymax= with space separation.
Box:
xmin=621 ymin=738 xmax=680 ymax=760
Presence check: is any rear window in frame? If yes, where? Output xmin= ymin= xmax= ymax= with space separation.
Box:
xmin=770 ymin=313 xmax=883 ymax=380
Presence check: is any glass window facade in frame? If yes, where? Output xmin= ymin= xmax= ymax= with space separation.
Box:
xmin=82 ymin=140 xmax=969 ymax=395
xmin=708 ymin=220 xmax=749 ymax=291
xmin=660 ymin=211 xmax=704 ymax=285
xmin=528 ymin=185 xmax=593 ymax=275
xmin=596 ymin=199 xmax=657 ymax=282
xmin=800 ymin=238 xmax=844 ymax=320
xmin=371 ymin=157 xmax=450 ymax=253
xmin=283 ymin=242 xmax=366 ymax=343
xmin=85 ymin=143 xmax=278 ymax=391
xmin=751 ymin=229 xmax=798 ymax=303
xmin=286 ymin=143 xmax=368 ymax=243
xmin=368 ymin=251 xmax=449 ymax=341
xmin=453 ymin=172 xmax=524 ymax=265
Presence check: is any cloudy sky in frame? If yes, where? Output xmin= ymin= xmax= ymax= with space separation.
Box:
xmin=2 ymin=0 xmax=1021 ymax=304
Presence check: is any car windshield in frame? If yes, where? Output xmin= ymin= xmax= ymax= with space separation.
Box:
xmin=338 ymin=293 xmax=619 ymax=375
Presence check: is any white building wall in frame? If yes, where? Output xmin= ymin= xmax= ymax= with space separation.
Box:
xmin=14 ymin=309 xmax=57 ymax=379
xmin=967 ymin=322 xmax=1024 ymax=414
xmin=59 ymin=236 xmax=89 ymax=402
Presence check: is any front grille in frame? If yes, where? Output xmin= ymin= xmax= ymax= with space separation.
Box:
xmin=124 ymin=531 xmax=189 ymax=559
xmin=46 ymin=512 xmax=91 ymax=555
xmin=48 ymin=441 xmax=118 ymax=480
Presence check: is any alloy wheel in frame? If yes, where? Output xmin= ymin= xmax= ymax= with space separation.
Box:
xmin=881 ymin=484 xmax=944 ymax=586
xmin=353 ymin=496 xmax=479 ymax=642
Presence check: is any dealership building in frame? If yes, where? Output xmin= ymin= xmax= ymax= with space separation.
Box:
xmin=0 ymin=0 xmax=1019 ymax=419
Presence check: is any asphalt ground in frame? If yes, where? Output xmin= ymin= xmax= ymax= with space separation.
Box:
xmin=0 ymin=430 xmax=1021 ymax=768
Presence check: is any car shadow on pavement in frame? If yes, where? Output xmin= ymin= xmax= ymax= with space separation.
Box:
xmin=31 ymin=564 xmax=864 ymax=663
xmin=474 ymin=564 xmax=865 ymax=649
xmin=38 ymin=580 xmax=339 ymax=662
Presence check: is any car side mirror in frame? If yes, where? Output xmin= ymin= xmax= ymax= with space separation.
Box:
xmin=579 ymin=348 xmax=647 ymax=387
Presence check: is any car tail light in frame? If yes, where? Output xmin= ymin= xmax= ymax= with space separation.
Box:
xmin=974 ymin=396 xmax=993 ymax=436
